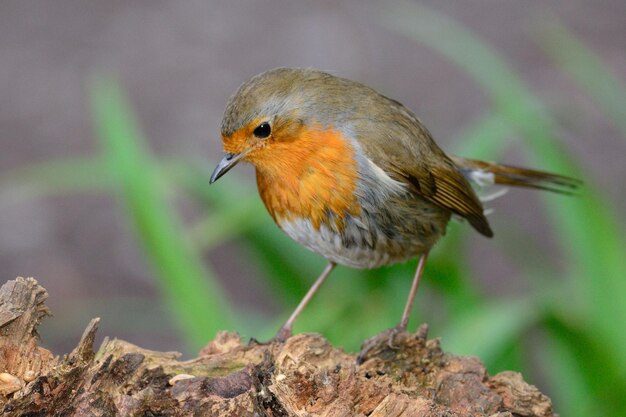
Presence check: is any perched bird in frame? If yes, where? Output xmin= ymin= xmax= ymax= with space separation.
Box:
xmin=210 ymin=68 xmax=578 ymax=341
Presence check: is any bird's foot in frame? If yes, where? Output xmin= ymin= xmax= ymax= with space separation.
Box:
xmin=386 ymin=324 xmax=404 ymax=349
xmin=357 ymin=324 xmax=429 ymax=365
xmin=246 ymin=326 xmax=293 ymax=346
xmin=357 ymin=325 xmax=405 ymax=364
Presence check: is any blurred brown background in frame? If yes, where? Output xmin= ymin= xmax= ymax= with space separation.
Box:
xmin=1 ymin=0 xmax=625 ymax=355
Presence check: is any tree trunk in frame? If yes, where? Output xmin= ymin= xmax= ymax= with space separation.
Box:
xmin=0 ymin=277 xmax=555 ymax=417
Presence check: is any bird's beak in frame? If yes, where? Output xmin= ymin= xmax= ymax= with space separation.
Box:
xmin=210 ymin=152 xmax=246 ymax=184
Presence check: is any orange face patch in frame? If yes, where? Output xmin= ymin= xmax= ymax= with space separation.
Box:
xmin=249 ymin=124 xmax=361 ymax=231
xmin=222 ymin=117 xmax=266 ymax=155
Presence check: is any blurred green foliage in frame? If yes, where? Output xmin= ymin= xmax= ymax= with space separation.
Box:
xmin=1 ymin=4 xmax=624 ymax=416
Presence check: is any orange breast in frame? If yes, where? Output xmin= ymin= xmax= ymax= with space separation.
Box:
xmin=253 ymin=127 xmax=361 ymax=230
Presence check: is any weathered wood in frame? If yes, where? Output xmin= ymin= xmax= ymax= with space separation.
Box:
xmin=0 ymin=277 xmax=555 ymax=416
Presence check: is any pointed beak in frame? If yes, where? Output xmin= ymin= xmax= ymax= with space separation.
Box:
xmin=210 ymin=152 xmax=245 ymax=184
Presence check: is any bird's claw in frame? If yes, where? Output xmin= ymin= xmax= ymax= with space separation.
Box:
xmin=246 ymin=326 xmax=293 ymax=346
xmin=386 ymin=325 xmax=405 ymax=349
xmin=357 ymin=326 xmax=407 ymax=364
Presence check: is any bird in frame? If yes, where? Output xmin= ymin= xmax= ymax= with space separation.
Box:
xmin=210 ymin=67 xmax=579 ymax=342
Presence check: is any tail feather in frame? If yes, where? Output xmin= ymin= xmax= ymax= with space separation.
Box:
xmin=451 ymin=156 xmax=581 ymax=195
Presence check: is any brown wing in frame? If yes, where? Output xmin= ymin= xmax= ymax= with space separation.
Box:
xmin=397 ymin=158 xmax=493 ymax=238
xmin=350 ymin=101 xmax=493 ymax=237
xmin=329 ymin=78 xmax=493 ymax=237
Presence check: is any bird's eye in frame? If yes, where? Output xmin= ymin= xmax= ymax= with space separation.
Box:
xmin=253 ymin=122 xmax=271 ymax=138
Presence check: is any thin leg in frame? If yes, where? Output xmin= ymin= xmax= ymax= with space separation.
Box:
xmin=398 ymin=252 xmax=429 ymax=331
xmin=357 ymin=252 xmax=430 ymax=361
xmin=275 ymin=262 xmax=337 ymax=341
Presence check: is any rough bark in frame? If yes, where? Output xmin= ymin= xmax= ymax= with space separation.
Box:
xmin=0 ymin=277 xmax=555 ymax=417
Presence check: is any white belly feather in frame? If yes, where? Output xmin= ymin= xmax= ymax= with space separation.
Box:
xmin=278 ymin=216 xmax=416 ymax=269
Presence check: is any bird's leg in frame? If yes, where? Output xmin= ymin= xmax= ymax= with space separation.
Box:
xmin=385 ymin=251 xmax=429 ymax=347
xmin=397 ymin=251 xmax=429 ymax=331
xmin=357 ymin=253 xmax=429 ymax=363
xmin=274 ymin=262 xmax=337 ymax=342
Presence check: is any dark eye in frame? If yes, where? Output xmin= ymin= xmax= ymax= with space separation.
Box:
xmin=253 ymin=122 xmax=271 ymax=138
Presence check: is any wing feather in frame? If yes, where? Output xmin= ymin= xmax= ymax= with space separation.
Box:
xmin=350 ymin=103 xmax=493 ymax=237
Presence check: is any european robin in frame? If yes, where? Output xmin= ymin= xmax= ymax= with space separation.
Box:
xmin=210 ymin=68 xmax=579 ymax=341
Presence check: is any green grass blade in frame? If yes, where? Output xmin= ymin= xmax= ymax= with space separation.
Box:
xmin=440 ymin=297 xmax=539 ymax=369
xmin=537 ymin=331 xmax=596 ymax=417
xmin=450 ymin=112 xmax=515 ymax=159
xmin=425 ymin=226 xmax=482 ymax=312
xmin=245 ymin=222 xmax=321 ymax=301
xmin=540 ymin=312 xmax=626 ymax=416
xmin=537 ymin=19 xmax=626 ymax=138
xmin=90 ymin=76 xmax=238 ymax=350
xmin=0 ymin=156 xmax=109 ymax=199
xmin=187 ymin=193 xmax=265 ymax=251
xmin=187 ymin=204 xmax=261 ymax=250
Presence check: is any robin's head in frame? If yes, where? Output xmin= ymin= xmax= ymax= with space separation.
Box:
xmin=209 ymin=68 xmax=358 ymax=183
